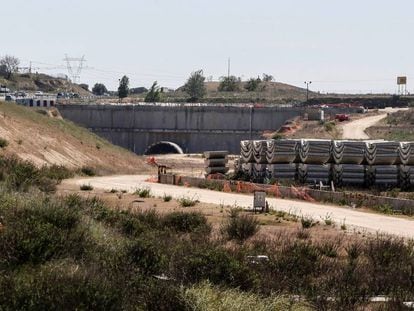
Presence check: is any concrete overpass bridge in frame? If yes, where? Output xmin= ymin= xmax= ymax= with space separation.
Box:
xmin=57 ymin=103 xmax=344 ymax=154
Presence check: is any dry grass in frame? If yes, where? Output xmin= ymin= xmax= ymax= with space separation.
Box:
xmin=0 ymin=101 xmax=152 ymax=174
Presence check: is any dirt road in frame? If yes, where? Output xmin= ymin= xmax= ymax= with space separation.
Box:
xmin=64 ymin=175 xmax=414 ymax=238
xmin=341 ymin=108 xmax=408 ymax=139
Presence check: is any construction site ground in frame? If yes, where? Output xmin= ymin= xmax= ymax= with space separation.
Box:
xmin=60 ymin=175 xmax=414 ymax=238
xmin=58 ymin=178 xmax=378 ymax=245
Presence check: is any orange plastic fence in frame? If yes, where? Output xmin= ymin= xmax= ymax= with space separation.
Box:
xmin=222 ymin=181 xmax=232 ymax=193
xmin=291 ymin=186 xmax=315 ymax=202
xmin=146 ymin=156 xmax=158 ymax=166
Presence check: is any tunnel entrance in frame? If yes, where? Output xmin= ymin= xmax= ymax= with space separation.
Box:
xmin=144 ymin=141 xmax=184 ymax=155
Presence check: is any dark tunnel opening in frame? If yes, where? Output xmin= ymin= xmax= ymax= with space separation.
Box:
xmin=144 ymin=142 xmax=183 ymax=155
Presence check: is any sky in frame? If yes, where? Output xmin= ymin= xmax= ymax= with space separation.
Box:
xmin=2 ymin=0 xmax=413 ymax=93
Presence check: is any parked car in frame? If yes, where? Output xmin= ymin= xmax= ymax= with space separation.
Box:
xmin=5 ymin=95 xmax=15 ymax=101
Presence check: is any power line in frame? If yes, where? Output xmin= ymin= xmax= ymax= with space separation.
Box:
xmin=63 ymin=55 xmax=86 ymax=84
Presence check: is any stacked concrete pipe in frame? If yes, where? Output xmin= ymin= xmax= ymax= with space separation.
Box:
xmin=237 ymin=138 xmax=414 ymax=189
xmin=204 ymin=151 xmax=229 ymax=175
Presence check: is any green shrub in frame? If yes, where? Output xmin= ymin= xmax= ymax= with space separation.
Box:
xmin=163 ymin=193 xmax=172 ymax=202
xmin=300 ymin=216 xmax=317 ymax=229
xmin=136 ymin=209 xmax=162 ymax=229
xmin=80 ymin=166 xmax=96 ymax=176
xmin=173 ymin=243 xmax=254 ymax=289
xmin=143 ymin=280 xmax=190 ymax=311
xmin=3 ymin=157 xmax=38 ymax=191
xmin=221 ymin=209 xmax=259 ymax=243
xmin=0 ymin=138 xmax=8 ymax=148
xmin=178 ymin=195 xmax=199 ymax=207
xmin=272 ymin=241 xmax=321 ymax=292
xmin=39 ymin=165 xmax=73 ymax=181
xmin=119 ymin=214 xmax=148 ymax=237
xmin=134 ymin=187 xmax=151 ymax=198
xmin=163 ymin=211 xmax=211 ymax=234
xmin=183 ymin=281 xmax=312 ymax=311
xmin=323 ymin=121 xmax=336 ymax=132
xmin=0 ymin=156 xmax=70 ymax=192
xmin=373 ymin=204 xmax=394 ymax=215
xmin=0 ymin=197 xmax=89 ymax=267
xmin=127 ymin=237 xmax=166 ymax=275
xmin=36 ymin=176 xmax=58 ymax=193
xmin=0 ymin=263 xmax=120 ymax=310
xmin=80 ymin=184 xmax=93 ymax=191
xmin=271 ymin=133 xmax=284 ymax=140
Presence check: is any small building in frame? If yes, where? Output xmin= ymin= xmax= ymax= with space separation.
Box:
xmin=16 ymin=97 xmax=55 ymax=108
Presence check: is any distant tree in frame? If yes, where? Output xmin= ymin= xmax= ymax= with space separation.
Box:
xmin=145 ymin=81 xmax=162 ymax=102
xmin=0 ymin=55 xmax=20 ymax=79
xmin=218 ymin=75 xmax=241 ymax=92
xmin=130 ymin=87 xmax=148 ymax=94
xmin=0 ymin=64 xmax=7 ymax=77
xmin=183 ymin=69 xmax=206 ymax=102
xmin=79 ymin=83 xmax=89 ymax=91
xmin=245 ymin=77 xmax=262 ymax=92
xmin=92 ymin=83 xmax=108 ymax=96
xmin=262 ymin=73 xmax=274 ymax=82
xmin=118 ymin=76 xmax=129 ymax=99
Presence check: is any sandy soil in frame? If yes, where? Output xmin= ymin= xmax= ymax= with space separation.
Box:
xmin=0 ymin=102 xmax=152 ymax=174
xmin=58 ymin=179 xmax=360 ymax=242
xmin=61 ymin=175 xmax=414 ymax=238
xmin=340 ymin=108 xmax=408 ymax=139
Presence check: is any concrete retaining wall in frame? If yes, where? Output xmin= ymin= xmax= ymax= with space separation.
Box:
xmin=58 ymin=103 xmax=366 ymax=155
xmin=58 ymin=104 xmax=304 ymax=154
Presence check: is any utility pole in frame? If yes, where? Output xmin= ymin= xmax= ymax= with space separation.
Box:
xmin=304 ymin=81 xmax=312 ymax=102
xmin=227 ymin=57 xmax=230 ymax=78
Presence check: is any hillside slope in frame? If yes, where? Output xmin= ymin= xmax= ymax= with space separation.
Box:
xmin=0 ymin=73 xmax=91 ymax=96
xmin=0 ymin=102 xmax=152 ymax=174
xmin=160 ymin=81 xmax=317 ymax=104
xmin=366 ymin=108 xmax=413 ymax=141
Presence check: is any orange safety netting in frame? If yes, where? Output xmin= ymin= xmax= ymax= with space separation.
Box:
xmin=291 ymin=186 xmax=315 ymax=202
xmin=267 ymin=184 xmax=281 ymax=198
xmin=146 ymin=157 xmax=158 ymax=166
xmin=206 ymin=173 xmax=226 ymax=180
xmin=222 ymin=181 xmax=232 ymax=193
xmin=145 ymin=176 xmax=159 ymax=183
xmin=235 ymin=181 xmax=264 ymax=193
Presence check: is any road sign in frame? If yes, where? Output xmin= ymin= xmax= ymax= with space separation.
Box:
xmin=397 ymin=76 xmax=407 ymax=85
xmin=254 ymin=191 xmax=266 ymax=211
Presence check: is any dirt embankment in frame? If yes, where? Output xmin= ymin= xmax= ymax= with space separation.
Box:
xmin=0 ymin=73 xmax=91 ymax=96
xmin=0 ymin=102 xmax=153 ymax=175
xmin=366 ymin=108 xmax=414 ymax=141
